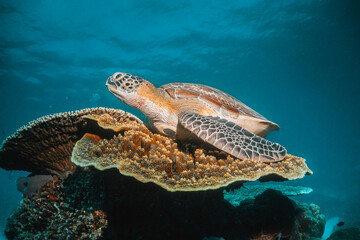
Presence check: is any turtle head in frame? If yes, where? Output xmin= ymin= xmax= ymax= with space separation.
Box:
xmin=107 ymin=72 xmax=177 ymax=135
xmin=106 ymin=72 xmax=145 ymax=93
xmin=106 ymin=72 xmax=156 ymax=109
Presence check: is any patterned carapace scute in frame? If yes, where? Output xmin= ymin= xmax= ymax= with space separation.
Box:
xmin=160 ymin=82 xmax=267 ymax=120
xmin=72 ymin=114 xmax=312 ymax=191
xmin=0 ymin=108 xmax=141 ymax=176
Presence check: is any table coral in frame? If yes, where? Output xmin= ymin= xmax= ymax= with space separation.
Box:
xmin=0 ymin=107 xmax=141 ymax=176
xmin=72 ymin=113 xmax=312 ymax=191
xmin=224 ymin=184 xmax=313 ymax=207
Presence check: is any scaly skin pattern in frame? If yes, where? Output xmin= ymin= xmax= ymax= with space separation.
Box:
xmin=179 ymin=112 xmax=287 ymax=162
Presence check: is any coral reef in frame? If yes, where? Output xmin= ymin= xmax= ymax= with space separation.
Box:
xmin=82 ymin=113 xmax=143 ymax=132
xmin=63 ymin=169 xmax=105 ymax=210
xmin=0 ymin=107 xmax=311 ymax=190
xmin=91 ymin=168 xmax=323 ymax=239
xmin=72 ymin=113 xmax=312 ymax=191
xmin=5 ymin=167 xmax=324 ymax=240
xmin=0 ymin=107 xmax=140 ymax=176
xmin=238 ymin=194 xmax=326 ymax=240
xmin=291 ymin=202 xmax=326 ymax=239
xmin=327 ymin=227 xmax=360 ymax=240
xmin=224 ymin=184 xmax=313 ymax=207
xmin=2 ymin=108 xmax=318 ymax=239
xmin=239 ymin=189 xmax=297 ymax=239
xmin=5 ymin=174 xmax=107 ymax=240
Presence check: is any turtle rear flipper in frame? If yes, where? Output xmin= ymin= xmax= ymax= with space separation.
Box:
xmin=178 ymin=112 xmax=287 ymax=162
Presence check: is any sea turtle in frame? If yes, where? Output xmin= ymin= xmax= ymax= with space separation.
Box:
xmin=106 ymin=72 xmax=287 ymax=162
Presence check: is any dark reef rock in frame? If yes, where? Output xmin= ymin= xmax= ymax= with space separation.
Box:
xmin=63 ymin=169 xmax=104 ymax=210
xmin=5 ymin=168 xmax=325 ymax=240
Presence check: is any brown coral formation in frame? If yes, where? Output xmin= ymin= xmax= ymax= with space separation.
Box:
xmin=5 ymin=175 xmax=107 ymax=240
xmin=6 ymin=168 xmax=324 ymax=240
xmin=72 ymin=114 xmax=312 ymax=191
xmin=0 ymin=107 xmax=141 ymax=176
xmin=290 ymin=202 xmax=326 ymax=239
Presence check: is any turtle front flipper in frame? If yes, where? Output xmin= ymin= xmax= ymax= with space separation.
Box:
xmin=178 ymin=112 xmax=287 ymax=162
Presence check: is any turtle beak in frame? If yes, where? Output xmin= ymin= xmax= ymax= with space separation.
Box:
xmin=106 ymin=76 xmax=115 ymax=87
xmin=106 ymin=75 xmax=125 ymax=101
xmin=106 ymin=76 xmax=118 ymax=95
xmin=106 ymin=76 xmax=119 ymax=93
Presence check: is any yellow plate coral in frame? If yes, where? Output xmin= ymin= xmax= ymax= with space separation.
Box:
xmin=72 ymin=113 xmax=312 ymax=191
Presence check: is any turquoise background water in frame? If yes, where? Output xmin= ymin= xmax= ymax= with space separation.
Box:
xmin=0 ymin=0 xmax=359 ymax=238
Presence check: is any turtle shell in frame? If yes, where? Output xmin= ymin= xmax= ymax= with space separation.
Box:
xmin=160 ymin=83 xmax=268 ymax=120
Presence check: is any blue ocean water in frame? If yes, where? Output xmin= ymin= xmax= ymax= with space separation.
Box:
xmin=0 ymin=0 xmax=359 ymax=238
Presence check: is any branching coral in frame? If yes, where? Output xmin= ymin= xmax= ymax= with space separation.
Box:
xmin=0 ymin=107 xmax=141 ymax=176
xmin=5 ymin=175 xmax=107 ymax=240
xmin=72 ymin=114 xmax=312 ymax=191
